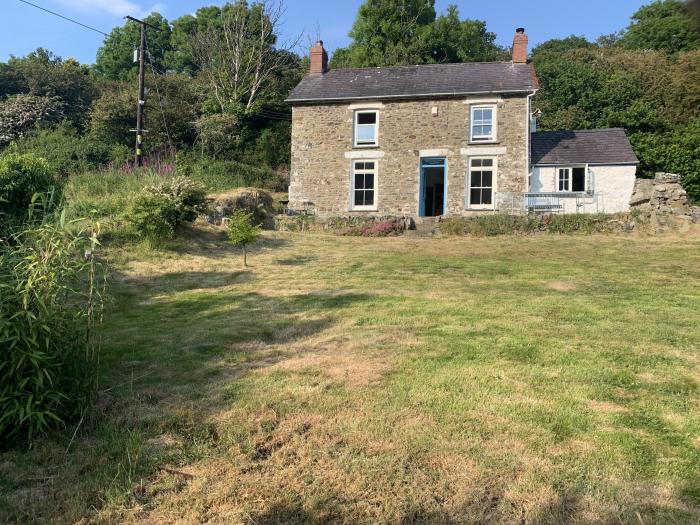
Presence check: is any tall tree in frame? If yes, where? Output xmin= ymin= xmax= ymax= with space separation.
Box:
xmin=620 ymin=0 xmax=699 ymax=53
xmin=8 ymin=49 xmax=96 ymax=130
xmin=332 ymin=0 xmax=436 ymax=67
xmin=330 ymin=1 xmax=505 ymax=68
xmin=94 ymin=13 xmax=173 ymax=80
xmin=191 ymin=0 xmax=300 ymax=112
xmin=429 ymin=6 xmax=507 ymax=63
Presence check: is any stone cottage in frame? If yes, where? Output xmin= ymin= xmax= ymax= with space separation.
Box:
xmin=286 ymin=29 xmax=638 ymax=218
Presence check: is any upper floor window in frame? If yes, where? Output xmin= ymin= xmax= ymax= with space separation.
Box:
xmin=470 ymin=105 xmax=496 ymax=142
xmin=354 ymin=111 xmax=378 ymax=147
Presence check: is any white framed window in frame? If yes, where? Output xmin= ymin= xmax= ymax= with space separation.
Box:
xmin=470 ymin=105 xmax=496 ymax=142
xmin=351 ymin=160 xmax=377 ymax=210
xmin=354 ymin=110 xmax=378 ymax=147
xmin=557 ymin=167 xmax=586 ymax=192
xmin=558 ymin=168 xmax=571 ymax=192
xmin=467 ymin=157 xmax=496 ymax=209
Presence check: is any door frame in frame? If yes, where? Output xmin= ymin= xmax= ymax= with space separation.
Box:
xmin=419 ymin=157 xmax=447 ymax=217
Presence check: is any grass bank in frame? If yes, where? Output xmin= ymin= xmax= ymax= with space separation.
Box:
xmin=1 ymin=229 xmax=699 ymax=524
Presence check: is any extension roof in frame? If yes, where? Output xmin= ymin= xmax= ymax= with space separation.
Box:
xmin=531 ymin=128 xmax=639 ymax=165
xmin=286 ymin=62 xmax=538 ymax=104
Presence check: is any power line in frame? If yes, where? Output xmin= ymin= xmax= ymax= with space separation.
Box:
xmin=16 ymin=0 xmax=109 ymax=36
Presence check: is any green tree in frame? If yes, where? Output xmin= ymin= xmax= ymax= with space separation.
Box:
xmin=94 ymin=13 xmax=173 ymax=80
xmin=7 ymin=49 xmax=96 ymax=131
xmin=429 ymin=6 xmax=507 ymax=63
xmin=331 ymin=0 xmax=436 ymax=67
xmin=226 ymin=210 xmax=261 ymax=267
xmin=330 ymin=1 xmax=505 ymax=67
xmin=168 ymin=6 xmax=223 ymax=75
xmin=531 ymin=35 xmax=591 ymax=59
xmin=621 ymin=0 xmax=700 ymax=53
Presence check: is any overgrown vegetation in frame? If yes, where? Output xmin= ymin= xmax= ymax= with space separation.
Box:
xmin=125 ymin=177 xmax=208 ymax=245
xmin=0 ymin=211 xmax=103 ymax=444
xmin=0 ymin=153 xmax=58 ymax=231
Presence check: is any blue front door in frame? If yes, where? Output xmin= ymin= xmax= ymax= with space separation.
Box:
xmin=419 ymin=157 xmax=446 ymax=217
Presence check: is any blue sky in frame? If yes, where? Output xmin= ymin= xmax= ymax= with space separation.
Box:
xmin=4 ymin=0 xmax=649 ymax=64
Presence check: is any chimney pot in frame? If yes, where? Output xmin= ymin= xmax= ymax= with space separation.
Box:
xmin=512 ymin=27 xmax=528 ymax=64
xmin=309 ymin=40 xmax=328 ymax=75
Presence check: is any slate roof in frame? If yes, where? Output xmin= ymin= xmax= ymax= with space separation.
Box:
xmin=531 ymin=128 xmax=638 ymax=165
xmin=286 ymin=62 xmax=537 ymax=103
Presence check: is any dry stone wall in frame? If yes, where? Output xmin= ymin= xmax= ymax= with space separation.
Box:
xmin=631 ymin=173 xmax=699 ymax=222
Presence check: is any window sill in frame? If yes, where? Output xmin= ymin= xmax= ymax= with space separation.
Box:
xmin=349 ymin=208 xmax=378 ymax=212
xmin=465 ymin=206 xmax=495 ymax=211
xmin=468 ymin=140 xmax=499 ymax=145
xmin=353 ymin=144 xmax=379 ymax=149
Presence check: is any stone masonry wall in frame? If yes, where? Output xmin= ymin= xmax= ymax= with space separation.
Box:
xmin=289 ymin=95 xmax=529 ymax=218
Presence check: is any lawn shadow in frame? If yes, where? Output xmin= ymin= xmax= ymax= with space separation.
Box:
xmin=274 ymin=255 xmax=316 ymax=266
xmin=100 ymin=281 xmax=375 ymax=410
xmin=167 ymin=225 xmax=291 ymax=259
xmin=113 ymin=270 xmax=252 ymax=299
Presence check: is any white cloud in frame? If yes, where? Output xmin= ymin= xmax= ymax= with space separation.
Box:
xmin=52 ymin=0 xmax=166 ymax=19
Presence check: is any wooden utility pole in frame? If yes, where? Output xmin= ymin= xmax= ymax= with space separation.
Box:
xmin=125 ymin=16 xmax=160 ymax=167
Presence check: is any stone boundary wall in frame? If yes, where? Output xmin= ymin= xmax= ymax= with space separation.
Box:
xmin=630 ymin=173 xmax=700 ymax=225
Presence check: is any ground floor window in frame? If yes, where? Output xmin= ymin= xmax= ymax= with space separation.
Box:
xmin=468 ymin=157 xmax=495 ymax=208
xmin=572 ymin=167 xmax=586 ymax=192
xmin=558 ymin=166 xmax=586 ymax=192
xmin=558 ymin=168 xmax=571 ymax=192
xmin=352 ymin=160 xmax=376 ymax=209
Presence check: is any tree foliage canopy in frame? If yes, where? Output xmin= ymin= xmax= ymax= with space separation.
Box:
xmin=620 ymin=0 xmax=700 ymax=53
xmin=330 ymin=1 xmax=505 ymax=68
xmin=532 ymin=0 xmax=700 ymax=199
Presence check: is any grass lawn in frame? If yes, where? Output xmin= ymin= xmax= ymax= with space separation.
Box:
xmin=2 ymin=228 xmax=699 ymax=524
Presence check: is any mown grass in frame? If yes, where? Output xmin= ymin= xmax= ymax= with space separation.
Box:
xmin=1 ymin=228 xmax=699 ymax=524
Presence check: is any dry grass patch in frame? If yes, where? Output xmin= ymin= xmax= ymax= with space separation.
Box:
xmin=545 ymin=280 xmax=579 ymax=292
xmin=2 ymin=230 xmax=699 ymax=524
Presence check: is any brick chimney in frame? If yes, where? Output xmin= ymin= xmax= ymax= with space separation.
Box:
xmin=309 ymin=40 xmax=328 ymax=75
xmin=512 ymin=28 xmax=528 ymax=64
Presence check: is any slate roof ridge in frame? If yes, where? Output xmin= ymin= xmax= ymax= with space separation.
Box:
xmin=533 ymin=128 xmax=627 ymax=134
xmin=316 ymin=60 xmax=525 ymax=73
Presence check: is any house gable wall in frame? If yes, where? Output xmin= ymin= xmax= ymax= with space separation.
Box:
xmin=289 ymin=95 xmax=529 ymax=217
xmin=531 ymin=164 xmax=637 ymax=213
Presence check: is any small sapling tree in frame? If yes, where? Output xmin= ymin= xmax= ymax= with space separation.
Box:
xmin=227 ymin=210 xmax=261 ymax=267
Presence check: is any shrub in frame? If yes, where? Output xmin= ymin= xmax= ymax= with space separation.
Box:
xmin=439 ymin=214 xmax=622 ymax=236
xmin=156 ymin=176 xmax=208 ymax=223
xmin=0 ymin=153 xmax=58 ymax=228
xmin=126 ymin=191 xmax=181 ymax=243
xmin=125 ymin=176 xmax=207 ymax=244
xmin=0 ymin=94 xmax=64 ymax=147
xmin=336 ymin=219 xmax=404 ymax=237
xmin=227 ymin=210 xmax=261 ymax=267
xmin=0 ymin=214 xmax=104 ymax=444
